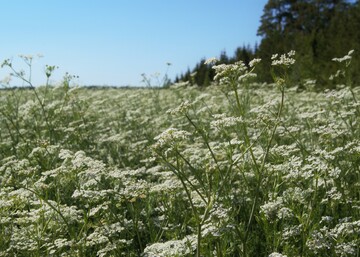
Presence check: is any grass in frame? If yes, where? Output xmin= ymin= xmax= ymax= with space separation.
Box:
xmin=0 ymin=52 xmax=359 ymax=256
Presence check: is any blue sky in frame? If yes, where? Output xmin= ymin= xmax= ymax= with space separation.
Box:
xmin=0 ymin=1 xmax=268 ymax=86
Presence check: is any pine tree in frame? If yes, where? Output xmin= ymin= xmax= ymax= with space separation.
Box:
xmin=256 ymin=0 xmax=357 ymax=86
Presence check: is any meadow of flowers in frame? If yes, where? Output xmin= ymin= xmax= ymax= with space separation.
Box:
xmin=0 ymin=52 xmax=359 ymax=256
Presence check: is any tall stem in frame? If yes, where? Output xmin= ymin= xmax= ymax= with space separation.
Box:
xmin=7 ymin=65 xmax=53 ymax=143
xmin=243 ymin=88 xmax=285 ymax=255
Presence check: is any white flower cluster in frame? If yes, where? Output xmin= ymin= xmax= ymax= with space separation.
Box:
xmin=212 ymin=61 xmax=248 ymax=81
xmin=0 ymin=59 xmax=359 ymax=256
xmin=210 ymin=114 xmax=243 ymax=131
xmin=269 ymin=252 xmax=288 ymax=257
xmin=307 ymin=219 xmax=360 ymax=255
xmin=204 ymin=57 xmax=219 ymax=65
xmin=166 ymin=100 xmax=192 ymax=115
xmin=153 ymin=128 xmax=191 ymax=149
xmin=143 ymin=234 xmax=197 ymax=257
xmin=249 ymin=58 xmax=262 ymax=68
xmin=332 ymin=49 xmax=354 ymax=63
xmin=271 ymin=50 xmax=296 ymax=66
xmin=260 ymin=197 xmax=293 ymax=222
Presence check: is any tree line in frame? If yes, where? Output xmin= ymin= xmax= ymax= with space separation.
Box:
xmin=175 ymin=0 xmax=360 ymax=89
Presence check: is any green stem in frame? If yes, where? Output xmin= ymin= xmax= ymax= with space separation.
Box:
xmin=185 ymin=113 xmax=223 ymax=190
xmin=130 ymin=202 xmax=144 ymax=252
xmin=243 ymin=88 xmax=285 ymax=255
xmin=233 ymin=84 xmax=260 ymax=172
xmin=8 ymin=65 xmax=54 ymax=143
xmin=24 ymin=187 xmax=70 ymax=229
xmin=161 ymin=155 xmax=207 ymax=204
xmin=175 ymin=149 xmax=208 ymax=200
xmin=196 ymin=223 xmax=202 ymax=257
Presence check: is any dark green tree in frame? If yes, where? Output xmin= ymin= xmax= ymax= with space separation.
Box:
xmin=175 ymin=47 xmax=255 ymax=87
xmin=256 ymin=0 xmax=358 ymax=87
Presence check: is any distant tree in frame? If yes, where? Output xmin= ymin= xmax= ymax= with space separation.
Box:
xmin=175 ymin=0 xmax=358 ymax=88
xmin=219 ymin=50 xmax=229 ymax=63
xmin=234 ymin=45 xmax=253 ymax=66
xmin=256 ymin=0 xmax=357 ymax=86
xmin=175 ymin=47 xmax=255 ymax=87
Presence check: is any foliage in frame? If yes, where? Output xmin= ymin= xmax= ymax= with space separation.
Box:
xmin=175 ymin=45 xmax=256 ymax=87
xmin=256 ymin=0 xmax=360 ymax=87
xmin=177 ymin=0 xmax=359 ymax=89
xmin=0 ymin=52 xmax=359 ymax=256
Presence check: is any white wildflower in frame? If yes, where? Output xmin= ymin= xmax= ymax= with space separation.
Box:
xmin=335 ymin=241 xmax=357 ymax=256
xmin=283 ymin=187 xmax=311 ymax=205
xmin=332 ymin=50 xmax=354 ymax=63
xmin=150 ymin=176 xmax=182 ymax=193
xmin=229 ymin=138 xmax=243 ymax=146
xmin=204 ymin=57 xmax=218 ymax=65
xmin=271 ymin=54 xmax=278 ymax=60
xmin=277 ymin=207 xmax=293 ymax=219
xmin=201 ymin=223 xmax=220 ymax=237
xmin=269 ymin=252 xmax=287 ymax=257
xmin=306 ymin=229 xmax=332 ymax=253
xmin=282 ymin=225 xmax=302 ymax=240
xmin=238 ymin=72 xmax=257 ymax=82
xmin=260 ymin=197 xmax=284 ymax=221
xmin=330 ymin=220 xmax=360 ymax=239
xmin=288 ymin=50 xmax=296 ymax=56
xmin=53 ymin=238 xmax=72 ymax=249
xmin=153 ymin=128 xmax=190 ymax=149
xmin=329 ymin=69 xmax=343 ymax=80
xmin=171 ymin=81 xmax=190 ymax=88
xmin=211 ymin=115 xmax=243 ymax=131
xmin=213 ymin=61 xmax=247 ymax=81
xmin=190 ymin=71 xmax=197 ymax=77
xmin=249 ymin=58 xmax=262 ymax=68
xmin=86 ymin=231 xmax=109 ymax=246
xmin=321 ymin=187 xmax=342 ymax=204
xmin=143 ymin=234 xmax=197 ymax=257
xmin=59 ymin=149 xmax=74 ymax=160
xmin=97 ymin=243 xmax=118 ymax=257
xmin=166 ymin=100 xmax=192 ymax=115
xmin=271 ymin=50 xmax=296 ymax=66
xmin=89 ymin=203 xmax=109 ymax=217
xmin=320 ymin=216 xmax=333 ymax=224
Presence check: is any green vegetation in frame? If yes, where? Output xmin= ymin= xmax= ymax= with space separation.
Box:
xmin=176 ymin=0 xmax=360 ymax=88
xmin=1 ymin=0 xmax=359 ymax=255
xmin=0 ymin=50 xmax=359 ymax=256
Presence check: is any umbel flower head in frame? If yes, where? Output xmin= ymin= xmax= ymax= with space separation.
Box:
xmin=212 ymin=61 xmax=247 ymax=81
xmin=271 ymin=50 xmax=296 ymax=67
xmin=204 ymin=57 xmax=219 ymax=65
xmin=166 ymin=100 xmax=192 ymax=115
xmin=203 ymin=56 xmax=261 ymax=88
xmin=211 ymin=58 xmax=261 ymax=86
xmin=152 ymin=128 xmax=191 ymax=156
xmin=332 ymin=49 xmax=354 ymax=63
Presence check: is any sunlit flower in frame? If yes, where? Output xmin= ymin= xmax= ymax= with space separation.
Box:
xmin=271 ymin=50 xmax=296 ymax=66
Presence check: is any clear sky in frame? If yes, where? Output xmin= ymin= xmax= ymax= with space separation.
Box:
xmin=0 ymin=0 xmax=268 ymax=87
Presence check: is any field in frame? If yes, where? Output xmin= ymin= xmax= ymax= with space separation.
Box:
xmin=0 ymin=54 xmax=359 ymax=256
